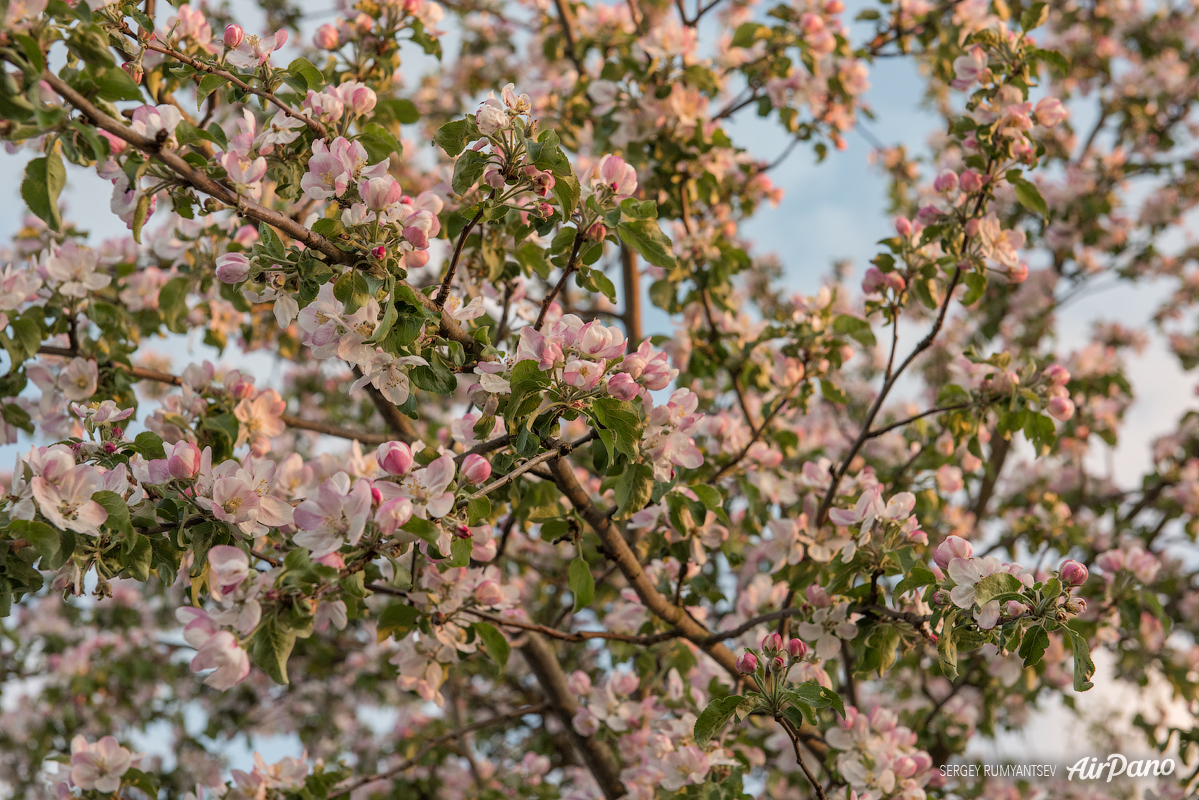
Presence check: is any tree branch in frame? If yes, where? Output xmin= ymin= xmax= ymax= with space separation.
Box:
xmin=35 ymin=68 xmax=485 ymax=359
xmin=520 ymin=632 xmax=626 ymax=800
xmin=329 ymin=703 xmax=550 ymax=797
xmin=547 ymin=456 xmax=829 ymax=757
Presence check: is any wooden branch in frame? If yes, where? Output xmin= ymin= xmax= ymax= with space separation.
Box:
xmin=37 ymin=347 xmax=394 ymax=446
xmin=35 ymin=68 xmax=486 ymax=359
xmin=329 ymin=703 xmax=550 ymax=797
xmin=465 ymin=608 xmax=676 ymax=645
xmin=619 ymin=244 xmax=642 ymax=347
xmin=460 ymin=433 xmax=594 ymax=507
xmin=520 ymin=632 xmax=626 ymax=800
xmin=546 ymin=456 xmax=828 ymax=757
xmin=534 ymin=229 xmax=583 ymax=330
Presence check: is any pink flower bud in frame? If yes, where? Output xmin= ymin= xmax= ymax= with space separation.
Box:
xmin=315 ymin=552 xmax=346 ymax=569
xmin=934 ymin=170 xmax=959 ymax=193
xmin=770 ymin=655 xmax=786 ymax=672
xmin=223 ymin=24 xmax=244 ymax=48
xmin=1035 ymin=97 xmax=1068 ymax=127
xmin=372 ymin=245 xmax=387 ymax=259
xmin=787 ymin=638 xmax=807 ymax=659
xmin=348 ymin=85 xmax=376 ymax=116
xmin=932 ymin=535 xmax=973 ymax=570
xmin=406 ymin=250 xmax=430 ymax=269
xmin=1007 ymin=263 xmax=1029 ymax=284
xmin=959 ymin=170 xmax=983 ymax=193
xmin=462 ymin=454 xmax=492 ymax=485
xmin=1064 ymin=596 xmax=1087 ymax=614
xmin=1043 ymin=364 xmax=1070 ymax=386
xmin=805 ymin=584 xmax=831 ymax=607
xmin=215 ymin=252 xmax=251 ymax=284
xmin=474 ymin=580 xmax=504 ymax=607
xmin=1059 ymin=559 xmax=1088 ymax=586
xmin=1047 ymin=395 xmax=1075 ymax=421
xmin=761 ymin=632 xmax=783 ymax=653
xmin=166 ymin=441 xmax=202 ymax=479
xmin=862 ymin=267 xmax=884 ymax=294
xmin=883 ymin=272 xmax=906 ymax=293
xmin=611 ymin=671 xmax=640 ymax=695
xmin=735 ymin=651 xmax=758 ymax=674
xmin=567 ymin=670 xmax=592 ymax=695
xmin=376 ymin=441 xmax=414 ymax=476
xmin=607 ymin=372 xmax=639 ymax=401
xmin=207 ymin=545 xmax=249 ymax=599
xmin=314 ymin=23 xmax=339 ymax=49
xmin=894 ymin=216 xmax=912 ymax=237
xmin=403 ymin=226 xmax=429 ymax=249
xmin=932 ymin=589 xmax=950 ymax=606
xmin=916 ymin=204 xmax=941 ymax=223
xmin=587 ymin=221 xmax=608 ymax=242
xmin=360 ymin=175 xmax=402 ymax=211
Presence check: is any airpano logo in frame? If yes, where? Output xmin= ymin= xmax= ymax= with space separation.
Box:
xmin=1066 ymin=755 xmax=1176 ymax=782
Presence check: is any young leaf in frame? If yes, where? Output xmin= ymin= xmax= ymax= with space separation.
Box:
xmin=21 ymin=151 xmax=66 ymax=232
xmin=473 ymin=622 xmax=510 ymax=670
xmin=569 ymin=557 xmax=595 ymax=612
xmin=693 ymin=695 xmax=745 ymax=746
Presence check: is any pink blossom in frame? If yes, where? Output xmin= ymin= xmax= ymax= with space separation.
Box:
xmin=932 ymin=535 xmax=973 ymax=570
xmin=70 ymin=736 xmax=138 ymax=792
xmin=31 ymin=464 xmax=108 ymax=534
xmin=376 ymin=441 xmax=414 ymax=475
xmin=223 ymin=24 xmax=244 ymax=48
xmin=226 ymin=29 xmax=288 ymax=69
xmin=461 ymin=454 xmax=492 ymax=484
xmin=208 ymin=545 xmax=250 ymax=600
xmin=293 ymin=472 xmax=373 ymax=557
xmin=314 ymin=23 xmax=339 ymax=49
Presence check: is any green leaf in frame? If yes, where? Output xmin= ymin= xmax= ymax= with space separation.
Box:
xmin=358 ymin=122 xmax=401 ymax=164
xmin=287 ymin=57 xmax=325 ymax=90
xmin=1064 ymin=626 xmax=1095 ymax=691
xmin=15 ymin=34 xmax=46 ymax=76
xmin=787 ymin=680 xmax=846 ymax=718
xmin=971 ymin=572 xmax=1023 ymax=607
xmin=409 ymin=359 xmax=458 ymax=395
xmin=1018 ymin=625 xmax=1050 ymax=667
xmin=251 ymin=617 xmax=297 ymax=685
xmin=614 ymin=461 xmax=654 ymax=520
xmin=401 ymin=516 xmax=441 ymax=546
xmin=730 ymin=22 xmax=763 ymax=48
xmin=376 ymin=603 xmax=421 ymax=641
xmin=158 ymin=276 xmax=190 ymax=333
xmin=10 ymin=317 xmax=41 ymax=360
xmin=123 ymin=534 xmax=152 ymax=581
xmin=95 ymin=66 xmax=144 ymax=102
xmin=1012 ymin=177 xmax=1048 ymax=220
xmin=689 ymin=484 xmax=723 ymax=512
xmin=893 ymin=564 xmax=936 ymax=598
xmin=832 ymin=314 xmax=877 ymax=347
xmin=467 ymin=496 xmax=491 ymax=526
xmin=449 ymin=536 xmax=472 ymax=567
xmin=21 ymin=151 xmax=66 ymax=232
xmin=133 ymin=431 xmax=167 ymax=460
xmin=452 ymin=149 xmax=491 ymax=196
xmin=93 ymin=491 xmax=133 ymax=538
xmin=569 ymin=557 xmax=595 ymax=612
xmin=693 ymin=695 xmax=745 ymax=746
xmin=434 ymin=117 xmax=475 ymax=158
xmin=962 ymin=271 xmax=987 ymax=305
xmin=590 ymin=398 xmax=643 ymax=462
xmin=1020 ymin=1 xmax=1047 ymax=30
xmin=820 ymin=378 xmax=848 ymax=405
xmin=938 ymin=611 xmax=959 ymax=679
xmin=552 ymin=171 xmax=581 ymax=219
xmin=617 ymin=219 xmax=676 ymax=270
xmin=472 ymin=621 xmax=510 ymax=670
xmin=196 ymin=73 xmax=224 ymax=107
